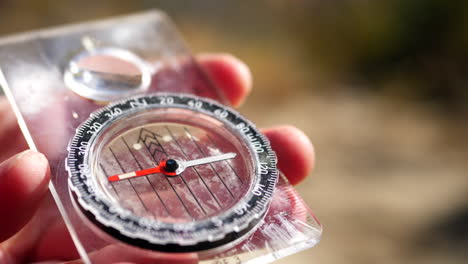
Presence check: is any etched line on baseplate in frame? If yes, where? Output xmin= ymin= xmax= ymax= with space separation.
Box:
xmin=139 ymin=129 xmax=195 ymax=219
xmin=165 ymin=125 xmax=223 ymax=209
xmin=109 ymin=146 xmax=152 ymax=215
xmin=121 ymin=137 xmax=171 ymax=216
xmin=184 ymin=127 xmax=235 ymax=198
xmin=206 ymin=134 xmax=244 ymax=184
xmin=99 ymin=163 xmax=120 ymax=198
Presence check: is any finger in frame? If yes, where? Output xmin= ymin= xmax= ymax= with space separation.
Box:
xmin=0 ymin=193 xmax=79 ymax=263
xmin=32 ymin=215 xmax=80 ymax=261
xmin=64 ymin=244 xmax=198 ymax=264
xmin=262 ymin=125 xmax=315 ymax=185
xmin=0 ymin=150 xmax=50 ymax=243
xmin=0 ymin=98 xmax=28 ymax=163
xmin=197 ymin=53 xmax=252 ymax=107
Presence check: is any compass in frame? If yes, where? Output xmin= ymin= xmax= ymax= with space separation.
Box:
xmin=66 ymin=93 xmax=278 ymax=252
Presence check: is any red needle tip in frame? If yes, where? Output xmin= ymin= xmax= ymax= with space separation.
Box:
xmin=108 ymin=175 xmax=119 ymax=182
xmin=107 ymin=161 xmax=177 ymax=182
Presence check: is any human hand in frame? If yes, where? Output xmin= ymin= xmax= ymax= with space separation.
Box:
xmin=0 ymin=53 xmax=315 ymax=263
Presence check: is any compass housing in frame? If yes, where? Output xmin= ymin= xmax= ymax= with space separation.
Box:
xmin=66 ymin=93 xmax=278 ymax=252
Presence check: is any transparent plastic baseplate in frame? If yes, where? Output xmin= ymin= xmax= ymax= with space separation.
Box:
xmin=0 ymin=11 xmax=322 ymax=264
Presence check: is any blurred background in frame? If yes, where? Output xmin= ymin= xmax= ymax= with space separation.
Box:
xmin=0 ymin=0 xmax=467 ymax=263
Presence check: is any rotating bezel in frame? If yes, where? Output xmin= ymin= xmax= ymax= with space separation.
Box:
xmin=66 ymin=93 xmax=278 ymax=252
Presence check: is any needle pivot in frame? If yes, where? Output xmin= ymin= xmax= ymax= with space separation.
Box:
xmin=164 ymin=159 xmax=179 ymax=172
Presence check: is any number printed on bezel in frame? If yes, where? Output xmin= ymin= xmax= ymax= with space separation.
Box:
xmin=66 ymin=93 xmax=278 ymax=252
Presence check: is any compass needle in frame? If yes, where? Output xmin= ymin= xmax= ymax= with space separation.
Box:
xmin=108 ymin=152 xmax=237 ymax=181
xmin=182 ymin=152 xmax=237 ymax=168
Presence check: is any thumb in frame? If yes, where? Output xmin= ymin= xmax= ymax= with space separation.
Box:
xmin=0 ymin=150 xmax=50 ymax=242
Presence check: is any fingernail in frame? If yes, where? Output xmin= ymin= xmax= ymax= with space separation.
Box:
xmin=12 ymin=150 xmax=47 ymax=175
xmin=229 ymin=55 xmax=253 ymax=92
xmin=13 ymin=150 xmax=48 ymax=190
xmin=13 ymin=150 xmax=46 ymax=168
xmin=0 ymin=150 xmax=33 ymax=174
xmin=199 ymin=52 xmax=253 ymax=91
xmin=15 ymin=149 xmax=37 ymax=161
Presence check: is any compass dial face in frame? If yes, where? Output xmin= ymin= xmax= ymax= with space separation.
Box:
xmin=94 ymin=118 xmax=251 ymax=223
xmin=67 ymin=94 xmax=278 ymax=252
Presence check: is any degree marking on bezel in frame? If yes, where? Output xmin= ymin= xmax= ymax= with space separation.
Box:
xmin=66 ymin=93 xmax=278 ymax=249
